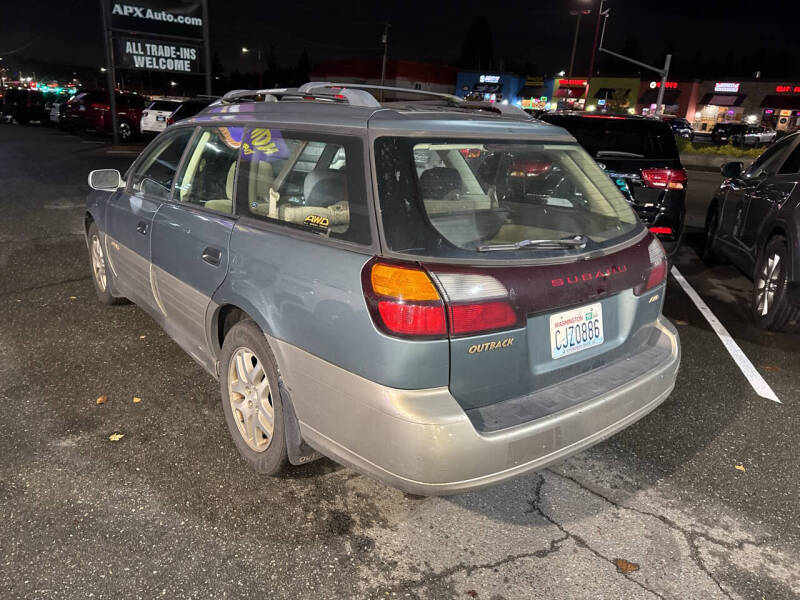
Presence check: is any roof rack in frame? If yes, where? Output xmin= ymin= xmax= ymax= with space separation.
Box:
xmin=215 ymin=82 xmax=532 ymax=120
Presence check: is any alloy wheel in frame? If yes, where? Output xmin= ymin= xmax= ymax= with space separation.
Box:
xmin=90 ymin=233 xmax=107 ymax=292
xmin=227 ymin=347 xmax=274 ymax=452
xmin=119 ymin=122 xmax=132 ymax=142
xmin=755 ymin=253 xmax=781 ymax=317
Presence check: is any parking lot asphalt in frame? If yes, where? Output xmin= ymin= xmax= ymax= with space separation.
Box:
xmin=0 ymin=124 xmax=798 ymax=600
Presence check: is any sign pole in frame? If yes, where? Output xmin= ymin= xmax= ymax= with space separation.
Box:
xmin=202 ymin=0 xmax=212 ymax=95
xmin=654 ymin=54 xmax=672 ymax=117
xmin=100 ymin=0 xmax=120 ymax=144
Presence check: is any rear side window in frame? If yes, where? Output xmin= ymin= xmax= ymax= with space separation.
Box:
xmin=129 ymin=128 xmax=194 ymax=200
xmin=149 ymin=100 xmax=180 ymax=112
xmin=375 ymin=138 xmax=639 ymax=260
xmin=235 ymin=127 xmax=370 ymax=245
xmin=542 ymin=116 xmax=678 ymax=160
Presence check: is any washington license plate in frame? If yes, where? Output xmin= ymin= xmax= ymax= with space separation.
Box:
xmin=549 ymin=303 xmax=604 ymax=359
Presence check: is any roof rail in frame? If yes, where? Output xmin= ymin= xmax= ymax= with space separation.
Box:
xmin=217 ymin=86 xmax=380 ymax=108
xmin=461 ymin=101 xmax=532 ymax=120
xmin=300 ymin=81 xmax=463 ymax=104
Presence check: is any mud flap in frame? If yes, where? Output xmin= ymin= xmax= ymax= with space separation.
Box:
xmin=280 ymin=381 xmax=322 ymax=466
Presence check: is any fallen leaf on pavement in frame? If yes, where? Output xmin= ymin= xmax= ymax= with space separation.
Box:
xmin=760 ymin=365 xmax=780 ymax=372
xmin=108 ymin=433 xmax=124 ymax=442
xmin=69 ymin=296 xmax=77 ymax=300
xmin=674 ymin=319 xmax=689 ymax=326
xmin=133 ymin=396 xmax=141 ymax=403
xmin=139 ymin=335 xmax=146 ymax=339
xmin=614 ymin=558 xmax=639 ymax=574
xmin=735 ymin=464 xmax=746 ymax=472
xmin=96 ymin=395 xmax=108 ymax=405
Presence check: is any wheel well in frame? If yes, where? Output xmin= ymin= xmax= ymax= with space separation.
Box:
xmin=215 ymin=305 xmax=253 ymax=354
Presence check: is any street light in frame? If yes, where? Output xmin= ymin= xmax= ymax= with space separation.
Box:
xmin=241 ymin=45 xmax=263 ymax=87
xmin=568 ymin=6 xmax=592 ymax=77
xmin=100 ymin=67 xmax=107 ymax=72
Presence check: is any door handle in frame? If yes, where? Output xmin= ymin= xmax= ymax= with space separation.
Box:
xmin=202 ymin=246 xmax=222 ymax=266
xmin=136 ymin=221 xmax=148 ymax=235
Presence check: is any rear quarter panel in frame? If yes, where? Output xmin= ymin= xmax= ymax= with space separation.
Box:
xmin=212 ymin=222 xmax=450 ymax=392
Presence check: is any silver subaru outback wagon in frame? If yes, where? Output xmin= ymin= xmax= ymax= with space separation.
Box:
xmin=85 ymin=83 xmax=680 ymax=495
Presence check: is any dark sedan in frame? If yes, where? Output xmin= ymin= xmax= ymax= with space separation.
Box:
xmin=703 ymin=132 xmax=800 ymax=331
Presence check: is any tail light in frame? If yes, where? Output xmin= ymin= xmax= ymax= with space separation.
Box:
xmin=166 ymin=117 xmax=175 ymax=125
xmin=90 ymin=102 xmax=109 ymax=112
xmin=649 ymin=226 xmax=673 ymax=236
xmin=363 ymin=260 xmax=447 ymax=338
xmin=362 ymin=259 xmax=520 ymax=339
xmin=634 ymin=237 xmax=668 ymax=295
xmin=641 ymin=168 xmax=687 ymax=190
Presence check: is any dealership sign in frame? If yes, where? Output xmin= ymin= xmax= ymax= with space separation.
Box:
xmin=649 ymin=81 xmax=678 ymax=89
xmin=115 ymin=37 xmax=200 ymax=72
xmin=714 ymin=82 xmax=740 ymax=93
xmin=110 ymin=1 xmax=203 ymax=37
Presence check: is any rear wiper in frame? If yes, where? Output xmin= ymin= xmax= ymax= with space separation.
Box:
xmin=595 ymin=150 xmax=645 ymax=158
xmin=477 ymin=235 xmax=588 ymax=252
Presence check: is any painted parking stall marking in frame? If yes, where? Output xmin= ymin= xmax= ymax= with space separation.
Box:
xmin=670 ymin=265 xmax=780 ymax=403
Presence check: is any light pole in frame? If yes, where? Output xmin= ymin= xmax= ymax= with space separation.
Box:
xmin=568 ymin=7 xmax=591 ymax=77
xmin=588 ymin=0 xmax=609 ymax=78
xmin=242 ymin=46 xmax=263 ymax=88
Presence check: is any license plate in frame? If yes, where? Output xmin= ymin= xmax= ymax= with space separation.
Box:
xmin=156 ymin=115 xmax=166 ymax=121
xmin=549 ymin=302 xmax=604 ymax=359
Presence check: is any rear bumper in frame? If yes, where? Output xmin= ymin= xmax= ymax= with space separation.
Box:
xmin=271 ymin=317 xmax=680 ymax=496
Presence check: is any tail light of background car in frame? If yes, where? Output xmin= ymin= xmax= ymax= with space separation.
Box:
xmin=641 ymin=168 xmax=687 ymax=190
xmin=633 ymin=237 xmax=668 ymax=295
xmin=90 ymin=102 xmax=109 ymax=112
xmin=362 ymin=259 xmax=520 ymax=339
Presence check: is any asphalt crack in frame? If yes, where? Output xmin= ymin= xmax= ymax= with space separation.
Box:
xmin=545 ymin=469 xmax=738 ymax=600
xmin=527 ymin=473 xmax=667 ymax=600
xmin=367 ymin=531 xmax=570 ymax=598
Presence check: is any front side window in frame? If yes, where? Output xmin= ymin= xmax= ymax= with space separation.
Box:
xmin=235 ymin=127 xmax=370 ymax=245
xmin=128 ymin=127 xmax=194 ymax=200
xmin=375 ymin=138 xmax=640 ymax=260
xmin=174 ymin=126 xmax=244 ymax=214
xmin=746 ymin=136 xmax=795 ymax=179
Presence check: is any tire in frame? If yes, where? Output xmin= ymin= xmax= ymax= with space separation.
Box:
xmin=86 ymin=222 xmax=126 ymax=305
xmin=118 ymin=120 xmax=133 ymax=143
xmin=701 ymin=204 xmax=727 ymax=266
xmin=751 ymin=236 xmax=800 ymax=333
xmin=219 ymin=320 xmax=290 ymax=475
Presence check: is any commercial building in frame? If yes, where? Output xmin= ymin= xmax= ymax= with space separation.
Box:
xmin=692 ymin=80 xmax=800 ymax=133
xmin=311 ymin=59 xmax=457 ymax=95
xmin=584 ymin=77 xmax=640 ymax=113
xmin=636 ymin=80 xmax=701 ymax=120
xmin=455 ymin=71 xmax=525 ymax=105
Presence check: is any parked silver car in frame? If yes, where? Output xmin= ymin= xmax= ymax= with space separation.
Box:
xmin=85 ymin=83 xmax=680 ymax=495
xmin=732 ymin=126 xmax=777 ymax=147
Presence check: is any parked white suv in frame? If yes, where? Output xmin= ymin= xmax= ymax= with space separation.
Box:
xmin=140 ymin=99 xmax=184 ymax=135
xmin=732 ymin=126 xmax=777 ymax=147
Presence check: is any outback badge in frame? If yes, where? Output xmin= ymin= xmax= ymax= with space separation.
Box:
xmin=468 ymin=337 xmax=514 ymax=354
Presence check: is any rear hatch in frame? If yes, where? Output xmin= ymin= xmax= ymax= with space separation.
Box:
xmin=370 ymin=135 xmax=669 ymax=424
xmin=541 ymin=115 xmax=686 ymax=238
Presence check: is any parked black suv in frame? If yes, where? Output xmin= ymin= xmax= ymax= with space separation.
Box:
xmin=704 ymin=133 xmax=800 ymax=331
xmin=540 ymin=113 xmax=686 ymax=257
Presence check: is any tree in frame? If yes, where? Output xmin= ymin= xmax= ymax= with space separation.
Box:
xmin=458 ymin=16 xmax=494 ymax=70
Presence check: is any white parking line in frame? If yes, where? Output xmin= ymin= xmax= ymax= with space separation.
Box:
xmin=670 ymin=266 xmax=781 ymax=403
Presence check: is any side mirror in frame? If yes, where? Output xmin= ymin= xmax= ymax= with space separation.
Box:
xmin=720 ymin=161 xmax=743 ymax=179
xmin=88 ymin=169 xmax=122 ymax=191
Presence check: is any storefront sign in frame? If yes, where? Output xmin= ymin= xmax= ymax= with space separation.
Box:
xmin=649 ymin=81 xmax=678 ymax=89
xmin=714 ymin=82 xmax=740 ymax=93
xmin=110 ymin=1 xmax=203 ymax=38
xmin=115 ymin=36 xmax=200 ymax=73
xmin=775 ymin=85 xmax=800 ymax=93
xmin=779 ymin=109 xmax=792 ymax=117
xmin=558 ymin=79 xmax=587 ymax=86
xmin=479 ymin=75 xmax=500 ymax=83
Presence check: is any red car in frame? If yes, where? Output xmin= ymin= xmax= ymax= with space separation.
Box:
xmin=65 ymin=90 xmax=147 ymax=142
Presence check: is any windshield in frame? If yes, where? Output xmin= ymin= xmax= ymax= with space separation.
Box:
xmin=374 ymin=138 xmax=641 ymax=260
xmin=541 ymin=116 xmax=678 ymax=160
